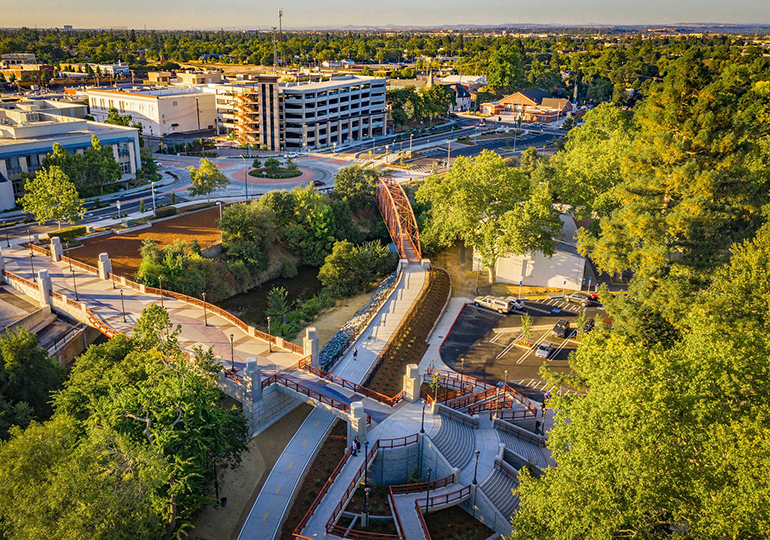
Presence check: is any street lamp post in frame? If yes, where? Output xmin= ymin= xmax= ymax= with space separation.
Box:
xmin=425 ymin=467 xmax=432 ymax=516
xmin=217 ymin=201 xmax=223 ymax=220
xmin=472 ymin=449 xmax=480 ymax=484
xmin=65 ymin=241 xmax=72 ymax=272
xmin=461 ymin=358 xmax=465 ymax=376
xmin=364 ymin=440 xmax=369 ymax=487
xmin=116 ymin=200 xmax=121 ymax=220
xmin=420 ymin=399 xmax=426 ymax=434
xmin=120 ymin=289 xmax=126 ymax=322
xmin=71 ymin=269 xmax=79 ymax=300
xmin=241 ymin=156 xmax=249 ymax=200
xmin=158 ymin=276 xmax=164 ymax=309
xmin=27 ymin=230 xmax=32 ymax=257
xmin=333 ymin=141 xmax=337 ymax=154
xmin=3 ymin=222 xmax=9 ymax=248
xmin=29 ymin=253 xmax=35 ymax=282
xmin=267 ymin=316 xmax=272 ymax=352
xmin=362 ymin=487 xmax=371 ymax=529
xmin=151 ymin=182 xmax=156 ymax=212
xmin=229 ymin=333 xmax=235 ymax=372
xmin=202 ymin=292 xmax=208 ymax=326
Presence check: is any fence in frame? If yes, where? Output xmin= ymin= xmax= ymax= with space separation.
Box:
xmin=437 ymin=403 xmax=479 ymax=429
xmin=413 ymin=485 xmax=473 ymax=539
xmin=298 ymin=358 xmax=404 ymax=407
xmin=262 ymin=374 xmax=371 ymax=424
xmin=324 ymin=434 xmax=419 ymax=539
xmin=388 ymin=474 xmax=454 ymax=495
xmin=493 ymin=417 xmax=547 ymax=448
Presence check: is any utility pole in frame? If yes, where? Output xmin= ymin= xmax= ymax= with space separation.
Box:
xmin=272 ymin=27 xmax=278 ymax=69
xmin=278 ymin=9 xmax=283 ymax=67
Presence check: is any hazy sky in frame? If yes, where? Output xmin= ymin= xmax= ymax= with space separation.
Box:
xmin=4 ymin=0 xmax=769 ymax=30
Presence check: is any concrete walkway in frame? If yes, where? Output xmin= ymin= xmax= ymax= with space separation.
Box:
xmin=1 ymin=245 xmax=304 ymax=372
xmin=238 ymin=263 xmax=427 ymax=540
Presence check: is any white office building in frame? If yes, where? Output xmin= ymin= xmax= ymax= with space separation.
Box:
xmin=0 ymin=100 xmax=141 ymax=210
xmin=86 ymin=86 xmax=217 ymax=137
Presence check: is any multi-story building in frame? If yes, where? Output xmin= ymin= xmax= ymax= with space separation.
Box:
xmin=177 ymin=70 xmax=222 ymax=85
xmin=0 ymin=100 xmax=141 ymax=209
xmin=1 ymin=53 xmax=38 ymax=66
xmin=232 ymin=75 xmax=387 ymax=151
xmin=280 ymin=76 xmax=387 ymax=150
xmin=86 ymin=86 xmax=216 ymax=137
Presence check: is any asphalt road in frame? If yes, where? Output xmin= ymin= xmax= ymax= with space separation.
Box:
xmin=440 ymin=298 xmax=606 ymax=389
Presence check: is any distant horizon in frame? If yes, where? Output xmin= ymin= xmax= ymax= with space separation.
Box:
xmin=3 ymin=0 xmax=770 ymax=33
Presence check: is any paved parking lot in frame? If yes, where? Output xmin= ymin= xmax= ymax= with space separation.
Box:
xmin=440 ymin=297 xmax=606 ymax=391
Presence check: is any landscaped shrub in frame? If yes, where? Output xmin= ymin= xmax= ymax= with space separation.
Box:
xmin=48 ymin=225 xmax=87 ymax=242
xmin=154 ymin=206 xmax=177 ymax=219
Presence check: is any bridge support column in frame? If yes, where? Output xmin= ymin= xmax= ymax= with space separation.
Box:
xmin=421 ymin=258 xmax=431 ymax=269
xmin=245 ymin=357 xmax=263 ymax=402
xmin=398 ymin=259 xmax=408 ymax=272
xmin=303 ymin=327 xmax=319 ymax=368
xmin=98 ymin=253 xmax=112 ymax=280
xmin=37 ymin=269 xmax=52 ymax=308
xmin=50 ymin=237 xmax=63 ymax=262
xmin=402 ymin=364 xmax=421 ymax=403
xmin=347 ymin=401 xmax=368 ymax=447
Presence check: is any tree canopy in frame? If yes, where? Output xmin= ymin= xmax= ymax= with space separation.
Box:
xmin=188 ymin=158 xmax=230 ymax=201
xmin=416 ymin=150 xmax=562 ymax=281
xmin=19 ymin=165 xmax=85 ymax=229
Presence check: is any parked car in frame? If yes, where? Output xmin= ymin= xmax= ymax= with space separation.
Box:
xmin=582 ymin=318 xmax=595 ymax=334
xmin=312 ymin=180 xmax=326 ymax=187
xmin=473 ymin=296 xmax=517 ymax=314
xmin=286 ymin=152 xmax=299 ymax=159
xmin=504 ymin=297 xmax=525 ymax=310
xmin=535 ymin=342 xmax=554 ymax=359
xmin=551 ymin=319 xmax=572 ymax=338
xmin=565 ymin=292 xmax=592 ymax=307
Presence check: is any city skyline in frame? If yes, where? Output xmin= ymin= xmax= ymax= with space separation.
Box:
xmin=3 ymin=0 xmax=770 ymax=31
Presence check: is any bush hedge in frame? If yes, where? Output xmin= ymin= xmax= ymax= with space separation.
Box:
xmin=154 ymin=206 xmax=177 ymax=219
xmin=48 ymin=226 xmax=87 ymax=241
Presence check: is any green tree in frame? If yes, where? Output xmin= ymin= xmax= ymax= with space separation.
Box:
xmin=19 ymin=166 xmax=85 ymax=229
xmin=188 ymin=158 xmax=230 ymax=202
xmin=266 ymin=287 xmax=290 ymax=319
xmin=510 ymin=223 xmax=770 ymax=539
xmin=0 ymin=329 xmax=65 ymax=439
xmin=333 ymin=165 xmax=380 ymax=211
xmin=252 ymin=157 xmax=262 ymax=169
xmin=416 ymin=151 xmax=562 ymax=282
xmin=318 ymin=240 xmax=396 ymax=297
xmin=263 ymin=157 xmax=280 ymax=171
xmin=487 ymin=43 xmax=525 ymax=95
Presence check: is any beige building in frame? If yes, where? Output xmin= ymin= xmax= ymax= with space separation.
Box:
xmin=86 ymin=86 xmax=216 ymax=137
xmin=177 ymin=70 xmax=222 ymax=85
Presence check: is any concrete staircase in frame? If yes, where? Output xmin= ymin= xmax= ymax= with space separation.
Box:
xmin=496 ymin=429 xmax=549 ymax=470
xmin=431 ymin=416 xmax=475 ymax=469
xmin=480 ymin=468 xmax=519 ymax=520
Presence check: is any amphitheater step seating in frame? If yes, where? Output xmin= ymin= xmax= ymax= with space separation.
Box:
xmin=431 ymin=415 xmax=475 ymax=470
xmin=496 ymin=429 xmax=549 ymax=471
xmin=480 ymin=468 xmax=519 ymax=520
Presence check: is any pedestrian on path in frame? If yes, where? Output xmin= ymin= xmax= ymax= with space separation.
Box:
xmin=354 ymin=436 xmax=361 ymax=453
xmin=353 ymin=347 xmax=358 ymax=361
xmin=351 ymin=442 xmax=358 ymax=457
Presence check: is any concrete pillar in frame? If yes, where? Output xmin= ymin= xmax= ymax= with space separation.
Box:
xmin=0 ymin=247 xmax=5 ymax=273
xmin=358 ymin=117 xmax=364 ymax=140
xmin=368 ymin=115 xmax=374 ymax=137
xmin=398 ymin=259 xmax=408 ymax=272
xmin=402 ymin=364 xmax=421 ymax=403
xmin=421 ymin=259 xmax=431 ymax=269
xmin=452 ymin=466 xmax=461 ymax=484
xmin=303 ymin=327 xmax=320 ymax=368
xmin=97 ymin=253 xmax=112 ymax=280
xmin=245 ymin=357 xmax=263 ymax=402
xmin=37 ymin=269 xmax=52 ymax=308
xmin=50 ymin=236 xmax=63 ymax=262
xmin=30 ymin=233 xmax=39 ymax=244
xmin=347 ymin=401 xmax=368 ymax=447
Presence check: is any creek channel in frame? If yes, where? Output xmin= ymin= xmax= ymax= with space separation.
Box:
xmin=217 ymin=266 xmax=322 ymax=329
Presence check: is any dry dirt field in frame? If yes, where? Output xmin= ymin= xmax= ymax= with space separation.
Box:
xmin=72 ymin=207 xmax=221 ymax=278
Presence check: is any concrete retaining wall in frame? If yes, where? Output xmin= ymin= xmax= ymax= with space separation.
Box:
xmin=369 ymin=441 xmax=421 ymax=486
xmin=3 ymin=305 xmax=52 ymax=334
xmin=461 ymin=485 xmax=514 ymax=536
xmin=419 ymin=435 xmax=456 ymax=482
xmin=248 ymin=385 xmax=302 ymax=436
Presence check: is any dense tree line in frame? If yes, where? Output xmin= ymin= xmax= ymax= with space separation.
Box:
xmin=0 ymin=305 xmax=248 ymax=539
xmin=2 ymin=28 xmax=766 ymax=104
xmin=504 ymin=39 xmax=770 ymax=538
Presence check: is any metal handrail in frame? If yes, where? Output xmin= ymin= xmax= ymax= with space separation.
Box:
xmin=388 ymin=474 xmax=454 ymax=495
xmin=298 ymin=358 xmax=404 ymax=407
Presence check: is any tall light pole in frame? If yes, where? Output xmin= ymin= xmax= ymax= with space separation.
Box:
xmin=420 ymin=398 xmax=426 ymax=434
xmin=425 ymin=467 xmax=432 ymax=516
xmin=364 ymin=440 xmax=369 ymax=487
xmin=446 ymin=139 xmax=451 ymax=171
xmin=229 ymin=333 xmax=235 ymax=372
xmin=151 ymin=181 xmax=157 ymax=212
xmin=472 ymin=449 xmax=480 ymax=484
xmin=65 ymin=241 xmax=72 ymax=273
xmin=202 ymin=292 xmax=208 ymax=326
xmin=27 ymin=230 xmax=32 ymax=257
xmin=71 ymin=269 xmax=78 ymax=300
xmin=29 ymin=253 xmax=35 ymax=282
xmin=241 ymin=156 xmax=249 ymax=200
xmin=120 ymin=289 xmax=126 ymax=322
xmin=3 ymin=222 xmax=9 ymax=248
xmin=409 ymin=133 xmax=413 ymax=157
